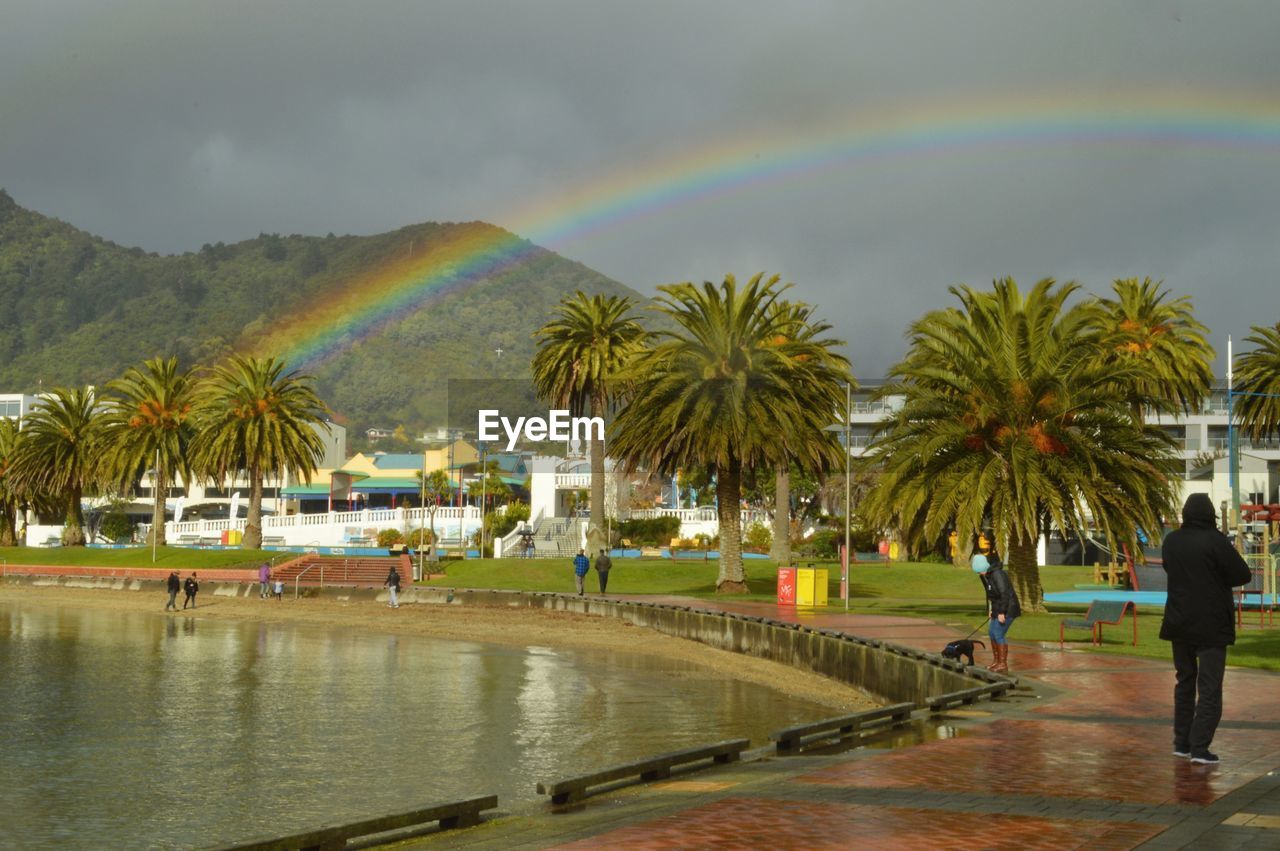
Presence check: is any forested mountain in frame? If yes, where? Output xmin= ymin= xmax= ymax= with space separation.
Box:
xmin=0 ymin=189 xmax=641 ymax=434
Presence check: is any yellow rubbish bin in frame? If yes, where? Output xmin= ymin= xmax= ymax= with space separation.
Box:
xmin=795 ymin=568 xmax=829 ymax=607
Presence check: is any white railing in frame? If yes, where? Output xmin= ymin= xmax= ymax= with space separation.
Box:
xmin=148 ymin=506 xmax=484 ymax=549
xmin=625 ymin=506 xmax=768 ymax=539
xmin=554 ymin=473 xmax=593 ymax=489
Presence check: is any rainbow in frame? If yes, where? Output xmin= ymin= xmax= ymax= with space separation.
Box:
xmin=256 ymin=90 xmax=1280 ymax=368
xmin=249 ymin=225 xmax=539 ymax=369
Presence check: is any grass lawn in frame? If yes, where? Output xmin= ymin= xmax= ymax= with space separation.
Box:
xmin=0 ymin=546 xmax=280 ymax=570
xmin=421 ymin=556 xmax=1279 ymax=671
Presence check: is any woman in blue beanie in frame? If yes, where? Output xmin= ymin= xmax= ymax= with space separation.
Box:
xmin=973 ymin=546 xmax=1021 ymax=673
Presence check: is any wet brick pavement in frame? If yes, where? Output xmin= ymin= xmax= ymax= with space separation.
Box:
xmin=407 ymin=598 xmax=1280 ymax=850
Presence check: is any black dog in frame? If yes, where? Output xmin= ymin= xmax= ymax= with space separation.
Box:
xmin=941 ymin=639 xmax=986 ymax=666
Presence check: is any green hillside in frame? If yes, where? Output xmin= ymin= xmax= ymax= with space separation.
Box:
xmin=0 ymin=189 xmax=641 ymax=434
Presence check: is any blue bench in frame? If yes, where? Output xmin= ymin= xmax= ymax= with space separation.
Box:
xmin=1059 ymin=600 xmax=1138 ymax=647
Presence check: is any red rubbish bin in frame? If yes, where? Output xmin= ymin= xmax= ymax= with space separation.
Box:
xmin=777 ymin=567 xmax=797 ymax=605
xmin=220 ymin=530 xmax=231 ymax=546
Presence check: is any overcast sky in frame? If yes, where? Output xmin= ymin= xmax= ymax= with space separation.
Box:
xmin=3 ymin=0 xmax=1279 ymax=377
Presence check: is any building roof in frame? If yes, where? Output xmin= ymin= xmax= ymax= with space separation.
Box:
xmin=281 ymin=484 xmax=332 ymax=497
xmin=370 ymin=454 xmax=429 ymax=470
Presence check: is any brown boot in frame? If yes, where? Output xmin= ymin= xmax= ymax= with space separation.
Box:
xmin=992 ymin=644 xmax=1010 ymax=674
xmin=986 ymin=643 xmax=1002 ymax=671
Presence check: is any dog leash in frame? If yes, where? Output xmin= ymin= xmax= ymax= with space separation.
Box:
xmin=957 ymin=616 xmax=990 ymax=642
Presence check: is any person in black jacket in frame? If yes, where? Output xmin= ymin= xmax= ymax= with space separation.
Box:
xmin=165 ymin=571 xmax=181 ymax=611
xmin=1160 ymin=493 xmax=1253 ymax=765
xmin=182 ymin=573 xmax=199 ymax=609
xmin=384 ymin=565 xmax=401 ymax=609
xmin=972 ymin=548 xmax=1020 ymax=674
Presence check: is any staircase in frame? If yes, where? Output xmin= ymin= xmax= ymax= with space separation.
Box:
xmin=536 ymin=518 xmax=583 ymax=559
xmin=273 ymin=554 xmax=409 ymax=588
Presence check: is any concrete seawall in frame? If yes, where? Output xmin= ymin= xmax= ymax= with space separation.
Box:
xmin=1 ymin=575 xmax=991 ymax=706
xmin=426 ymin=588 xmax=987 ymax=706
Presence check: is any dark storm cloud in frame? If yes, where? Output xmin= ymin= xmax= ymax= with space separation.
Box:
xmin=3 ymin=0 xmax=1279 ymax=377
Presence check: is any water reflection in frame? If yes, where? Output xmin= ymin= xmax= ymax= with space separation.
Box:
xmin=0 ymin=601 xmax=832 ymax=849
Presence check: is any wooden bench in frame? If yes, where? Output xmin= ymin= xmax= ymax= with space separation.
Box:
xmin=262 ymin=536 xmax=286 ymax=547
xmin=177 ymin=535 xmax=200 ymax=546
xmin=199 ymin=536 xmax=222 ymax=548
xmin=536 ymin=738 xmax=748 ymax=805
xmin=210 ymin=794 xmax=498 ymax=850
xmin=771 ymin=702 xmax=914 ymax=753
xmin=1059 ymin=599 xmax=1138 ymax=647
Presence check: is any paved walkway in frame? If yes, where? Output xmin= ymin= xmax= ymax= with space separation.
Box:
xmin=409 ymin=598 xmax=1280 ymax=850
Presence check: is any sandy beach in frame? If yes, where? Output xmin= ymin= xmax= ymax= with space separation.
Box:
xmin=0 ymin=583 xmax=877 ymax=712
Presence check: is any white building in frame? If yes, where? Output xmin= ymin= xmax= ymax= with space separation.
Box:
xmin=0 ymin=393 xmax=37 ymax=422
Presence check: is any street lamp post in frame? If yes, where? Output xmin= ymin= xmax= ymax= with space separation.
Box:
xmin=824 ymin=382 xmax=854 ymax=611
xmin=418 ymin=448 xmax=427 ymax=581
xmin=844 ymin=381 xmax=851 ymax=611
xmin=1229 ymin=336 xmax=1239 ymax=531
xmin=478 ymin=441 xmax=487 ymax=558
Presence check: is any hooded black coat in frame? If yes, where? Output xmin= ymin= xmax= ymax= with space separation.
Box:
xmin=1159 ymin=493 xmax=1252 ymax=646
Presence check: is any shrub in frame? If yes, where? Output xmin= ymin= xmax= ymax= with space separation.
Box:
xmin=617 ymin=516 xmax=681 ymax=546
xmin=489 ymin=501 xmax=531 ymax=541
xmin=100 ymin=511 xmax=135 ymax=543
xmin=743 ymin=521 xmax=772 ymax=552
xmin=404 ymin=527 xmax=434 ymax=548
xmin=376 ymin=528 xmax=404 ymax=547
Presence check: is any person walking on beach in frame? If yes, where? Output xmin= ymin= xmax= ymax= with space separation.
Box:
xmin=1160 ymin=493 xmax=1253 ymax=765
xmin=165 ymin=571 xmax=180 ymax=611
xmin=594 ymin=548 xmax=612 ymax=594
xmin=258 ymin=562 xmax=271 ymax=599
xmin=384 ymin=564 xmax=401 ymax=608
xmin=972 ymin=548 xmax=1019 ymax=674
xmin=572 ymin=549 xmax=590 ymax=596
xmin=182 ymin=572 xmax=199 ymax=609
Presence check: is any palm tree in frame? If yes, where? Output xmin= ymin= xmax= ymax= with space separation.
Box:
xmin=610 ymin=274 xmax=851 ymax=592
xmin=1096 ymin=278 xmax=1214 ymax=422
xmin=859 ymin=278 xmax=1179 ymax=610
xmin=190 ymin=355 xmax=329 ymax=550
xmin=763 ymin=301 xmax=853 ymax=566
xmin=532 ymin=292 xmax=647 ymax=545
xmin=101 ymin=357 xmax=197 ymax=546
xmin=1234 ymin=322 xmax=1280 ymax=441
xmin=8 ymin=387 xmax=106 ymax=546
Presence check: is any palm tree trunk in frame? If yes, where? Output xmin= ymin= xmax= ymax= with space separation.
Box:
xmin=64 ymin=485 xmax=85 ymax=546
xmin=715 ymin=456 xmax=746 ymax=592
xmin=0 ymin=501 xmax=17 ymax=547
xmin=153 ymin=461 xmax=168 ymax=547
xmin=244 ymin=467 xmax=263 ymax=550
xmin=770 ymin=465 xmax=791 ymax=565
xmin=1006 ymin=528 xmax=1044 ymax=612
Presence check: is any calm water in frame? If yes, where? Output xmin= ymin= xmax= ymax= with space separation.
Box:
xmin=0 ymin=601 xmax=831 ymax=849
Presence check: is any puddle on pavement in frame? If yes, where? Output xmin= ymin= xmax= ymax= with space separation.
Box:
xmin=796 ymin=718 xmax=964 ymax=756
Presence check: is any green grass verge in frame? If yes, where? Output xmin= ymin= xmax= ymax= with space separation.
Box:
xmin=420 ymin=557 xmax=1277 ymax=671
xmin=0 ymin=546 xmax=280 ymax=570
